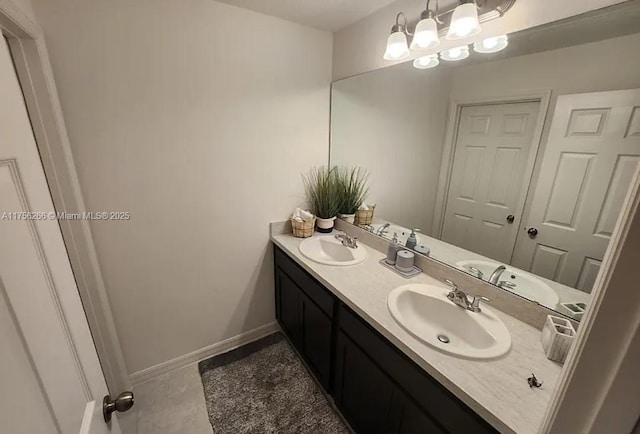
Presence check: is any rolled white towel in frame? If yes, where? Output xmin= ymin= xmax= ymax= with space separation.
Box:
xmin=292 ymin=207 xmax=314 ymax=222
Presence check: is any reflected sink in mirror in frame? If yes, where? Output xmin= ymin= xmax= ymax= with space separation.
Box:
xmin=299 ymin=235 xmax=367 ymax=266
xmin=388 ymin=284 xmax=511 ymax=359
xmin=457 ymin=260 xmax=560 ymax=309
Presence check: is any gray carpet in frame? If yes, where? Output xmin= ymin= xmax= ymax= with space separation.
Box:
xmin=198 ymin=333 xmax=349 ymax=433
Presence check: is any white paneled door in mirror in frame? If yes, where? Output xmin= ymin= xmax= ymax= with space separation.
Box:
xmin=512 ymin=89 xmax=640 ymax=293
xmin=442 ymin=102 xmax=541 ymax=263
xmin=0 ymin=37 xmax=119 ymax=434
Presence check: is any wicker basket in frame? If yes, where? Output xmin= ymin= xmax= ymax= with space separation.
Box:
xmin=355 ymin=206 xmax=375 ymax=226
xmin=291 ymin=217 xmax=315 ymax=238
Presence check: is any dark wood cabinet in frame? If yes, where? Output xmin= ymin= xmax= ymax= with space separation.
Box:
xmin=274 ymin=245 xmax=497 ymax=434
xmin=274 ymin=248 xmax=333 ymax=390
xmin=334 ymin=331 xmax=395 ymax=434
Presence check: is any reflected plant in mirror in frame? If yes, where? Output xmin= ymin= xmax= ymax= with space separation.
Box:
xmin=336 ymin=166 xmax=370 ymax=224
xmin=330 ymin=2 xmax=640 ymax=321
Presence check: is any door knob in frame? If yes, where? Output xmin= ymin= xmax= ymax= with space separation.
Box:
xmin=103 ymin=391 xmax=135 ymax=423
xmin=527 ymin=228 xmax=538 ymax=237
xmin=506 ymin=215 xmax=515 ymax=224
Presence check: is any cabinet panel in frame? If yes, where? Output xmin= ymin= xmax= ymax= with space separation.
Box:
xmin=390 ymin=390 xmax=445 ymax=434
xmin=334 ymin=331 xmax=395 ymax=434
xmin=275 ymin=268 xmax=302 ymax=349
xmin=301 ymin=293 xmax=332 ymax=390
xmin=275 ymin=247 xmax=333 ymax=317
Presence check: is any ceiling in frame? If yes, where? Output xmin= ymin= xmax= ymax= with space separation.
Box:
xmin=214 ymin=0 xmax=399 ymax=32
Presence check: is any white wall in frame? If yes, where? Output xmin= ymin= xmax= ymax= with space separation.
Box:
xmin=31 ymin=0 xmax=332 ymax=374
xmin=332 ymin=0 xmax=630 ymax=80
xmin=331 ymin=66 xmax=451 ymax=234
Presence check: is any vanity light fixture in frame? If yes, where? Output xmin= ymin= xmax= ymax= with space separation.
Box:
xmin=446 ymin=1 xmax=482 ymax=40
xmin=440 ymin=45 xmax=470 ymax=61
xmin=413 ymin=54 xmax=440 ymax=69
xmin=473 ymin=34 xmax=509 ymax=53
xmin=410 ymin=0 xmax=441 ymax=50
xmin=383 ymin=12 xmax=411 ymax=61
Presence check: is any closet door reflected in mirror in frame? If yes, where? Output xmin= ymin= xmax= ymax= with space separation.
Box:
xmin=441 ymin=101 xmax=541 ymax=264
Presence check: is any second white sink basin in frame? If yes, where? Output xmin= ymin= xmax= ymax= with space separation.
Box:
xmin=299 ymin=235 xmax=368 ymax=266
xmin=457 ymin=260 xmax=560 ymax=309
xmin=388 ymin=284 xmax=511 ymax=359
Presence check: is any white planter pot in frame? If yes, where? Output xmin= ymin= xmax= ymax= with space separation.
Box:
xmin=339 ymin=214 xmax=356 ymax=224
xmin=316 ymin=216 xmax=337 ymax=233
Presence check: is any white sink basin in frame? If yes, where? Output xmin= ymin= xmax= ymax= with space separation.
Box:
xmin=388 ymin=284 xmax=511 ymax=359
xmin=457 ymin=260 xmax=560 ymax=309
xmin=299 ymin=235 xmax=368 ymax=266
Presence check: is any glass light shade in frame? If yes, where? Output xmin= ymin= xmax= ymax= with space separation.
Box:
xmin=473 ymin=35 xmax=509 ymax=53
xmin=446 ymin=3 xmax=481 ymax=40
xmin=410 ymin=18 xmax=440 ymax=50
xmin=440 ymin=45 xmax=470 ymax=61
xmin=413 ymin=54 xmax=440 ymax=69
xmin=383 ymin=31 xmax=410 ymax=60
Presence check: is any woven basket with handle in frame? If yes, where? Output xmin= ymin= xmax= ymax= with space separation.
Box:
xmin=355 ymin=206 xmax=375 ymax=226
xmin=291 ymin=217 xmax=315 ymax=238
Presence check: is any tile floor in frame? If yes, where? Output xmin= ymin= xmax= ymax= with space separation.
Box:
xmin=121 ymin=365 xmax=213 ymax=434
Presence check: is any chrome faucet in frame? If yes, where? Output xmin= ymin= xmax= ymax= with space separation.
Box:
xmin=488 ymin=265 xmax=507 ymax=284
xmin=445 ymin=279 xmax=491 ymax=313
xmin=376 ymin=223 xmax=390 ymax=236
xmin=334 ymin=232 xmax=358 ymax=249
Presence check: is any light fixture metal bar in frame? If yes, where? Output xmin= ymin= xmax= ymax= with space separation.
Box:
xmin=409 ymin=0 xmax=516 ymax=36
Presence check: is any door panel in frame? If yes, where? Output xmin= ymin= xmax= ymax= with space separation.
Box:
xmin=442 ymin=101 xmax=541 ymax=263
xmin=513 ymin=90 xmax=640 ymax=291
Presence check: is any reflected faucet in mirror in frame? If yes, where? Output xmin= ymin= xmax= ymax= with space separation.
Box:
xmin=488 ymin=265 xmax=507 ymax=285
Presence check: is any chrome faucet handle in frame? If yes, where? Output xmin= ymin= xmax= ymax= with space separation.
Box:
xmin=444 ymin=279 xmax=458 ymax=292
xmin=498 ymin=281 xmax=516 ymax=289
xmin=465 ymin=266 xmax=484 ymax=280
xmin=470 ymin=295 xmax=491 ymax=312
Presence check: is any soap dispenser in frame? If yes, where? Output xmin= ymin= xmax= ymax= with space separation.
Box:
xmin=405 ymin=229 xmax=420 ymax=250
xmin=386 ymin=233 xmax=402 ymax=265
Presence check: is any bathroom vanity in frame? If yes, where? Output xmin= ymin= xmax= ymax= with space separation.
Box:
xmin=272 ymin=230 xmax=563 ymax=434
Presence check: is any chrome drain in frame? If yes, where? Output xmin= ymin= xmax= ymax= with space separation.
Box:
xmin=437 ymin=334 xmax=450 ymax=344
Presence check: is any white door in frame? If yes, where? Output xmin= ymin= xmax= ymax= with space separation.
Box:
xmin=441 ymin=101 xmax=541 ymax=262
xmin=0 ymin=37 xmax=121 ymax=434
xmin=512 ymin=89 xmax=640 ymax=292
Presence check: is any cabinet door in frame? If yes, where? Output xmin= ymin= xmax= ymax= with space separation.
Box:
xmin=300 ymin=293 xmax=332 ymax=390
xmin=275 ymin=268 xmax=302 ymax=349
xmin=334 ymin=331 xmax=395 ymax=434
xmin=390 ymin=390 xmax=445 ymax=434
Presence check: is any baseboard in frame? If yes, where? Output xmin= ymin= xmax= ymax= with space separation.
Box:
xmin=130 ymin=321 xmax=281 ymax=385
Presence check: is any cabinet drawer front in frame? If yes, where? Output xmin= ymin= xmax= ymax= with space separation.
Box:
xmin=338 ymin=305 xmax=497 ymax=434
xmin=275 ymin=247 xmax=333 ymax=318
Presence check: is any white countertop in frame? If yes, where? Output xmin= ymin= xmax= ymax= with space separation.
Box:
xmin=272 ymin=232 xmax=563 ymax=434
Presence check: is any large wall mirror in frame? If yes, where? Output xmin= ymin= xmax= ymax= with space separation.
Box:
xmin=330 ymin=2 xmax=640 ymax=321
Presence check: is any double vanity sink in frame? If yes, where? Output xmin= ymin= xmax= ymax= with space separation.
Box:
xmin=273 ymin=228 xmax=563 ymax=433
xmin=298 ymin=233 xmax=512 ymax=360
